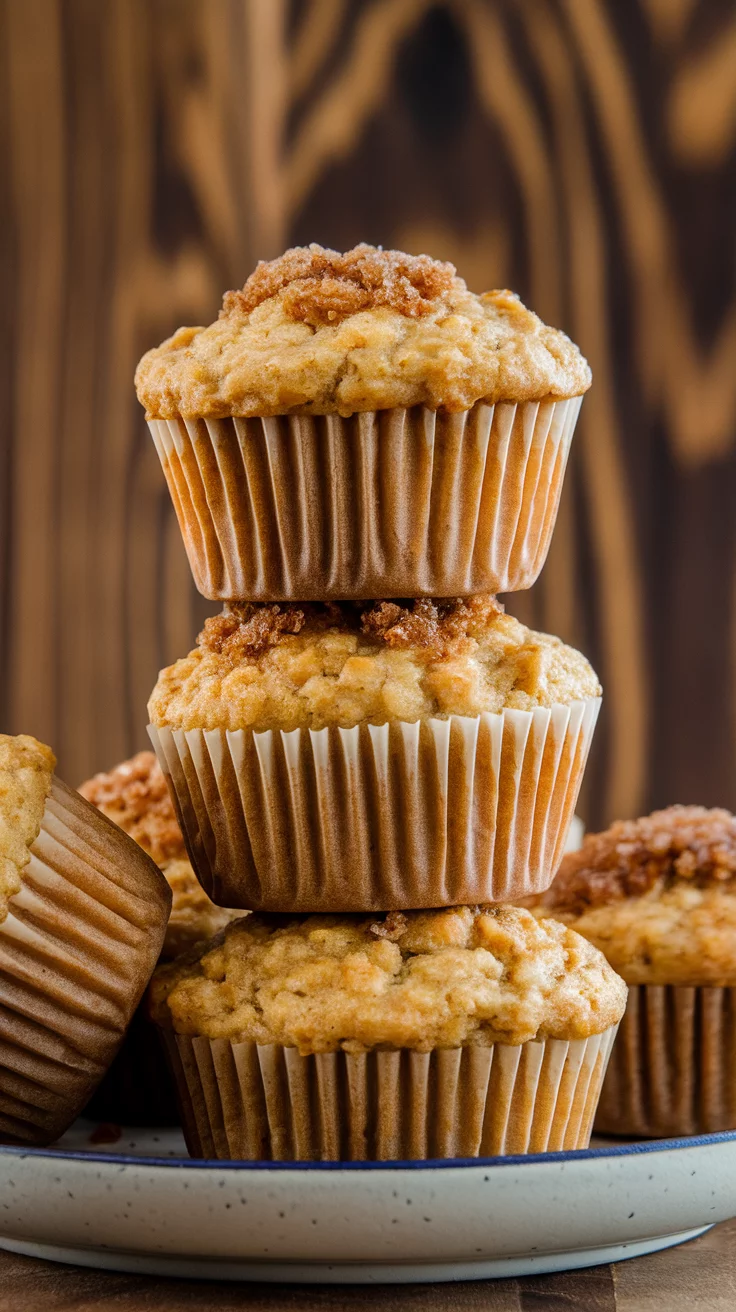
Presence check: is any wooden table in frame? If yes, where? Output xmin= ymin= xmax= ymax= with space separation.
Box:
xmin=0 ymin=1219 xmax=732 ymax=1310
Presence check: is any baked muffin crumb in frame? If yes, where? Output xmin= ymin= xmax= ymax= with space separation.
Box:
xmin=150 ymin=904 xmax=626 ymax=1053
xmin=536 ymin=806 xmax=736 ymax=986
xmin=0 ymin=734 xmax=56 ymax=923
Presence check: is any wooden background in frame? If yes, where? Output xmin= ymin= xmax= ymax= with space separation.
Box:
xmin=1 ymin=0 xmax=735 ymax=829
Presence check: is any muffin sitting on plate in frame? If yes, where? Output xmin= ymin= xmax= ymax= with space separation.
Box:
xmin=136 ymin=243 xmax=590 ymax=600
xmin=148 ymin=596 xmax=601 ymax=911
xmin=534 ymin=805 xmax=736 ymax=1136
xmin=150 ymin=903 xmax=626 ymax=1161
xmin=79 ymin=751 xmax=238 ymax=1124
xmin=0 ymin=735 xmax=170 ymax=1144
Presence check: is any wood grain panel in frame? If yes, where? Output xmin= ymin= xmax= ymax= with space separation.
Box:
xmin=0 ymin=0 xmax=734 ymax=829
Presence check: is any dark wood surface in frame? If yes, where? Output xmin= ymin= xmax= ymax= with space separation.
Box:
xmin=1 ymin=1219 xmax=735 ymax=1309
xmin=1 ymin=0 xmax=735 ymax=828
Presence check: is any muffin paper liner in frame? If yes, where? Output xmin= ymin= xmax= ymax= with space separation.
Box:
xmin=0 ymin=779 xmax=171 ymax=1145
xmin=147 ymin=398 xmax=583 ymax=601
xmin=161 ymin=1028 xmax=617 ymax=1161
xmin=595 ymin=984 xmax=736 ymax=1138
xmin=149 ymin=698 xmax=600 ymax=913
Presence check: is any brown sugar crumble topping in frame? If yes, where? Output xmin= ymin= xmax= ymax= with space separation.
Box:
xmin=79 ymin=751 xmax=185 ymax=867
xmin=221 ymin=243 xmax=461 ymax=327
xmin=368 ymin=910 xmax=409 ymax=941
xmin=199 ymin=595 xmax=505 ymax=666
xmin=545 ymin=806 xmax=736 ymax=914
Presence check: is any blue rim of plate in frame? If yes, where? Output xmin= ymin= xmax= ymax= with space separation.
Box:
xmin=1 ymin=1129 xmax=736 ymax=1171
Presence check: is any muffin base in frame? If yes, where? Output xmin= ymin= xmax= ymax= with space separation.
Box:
xmin=150 ymin=698 xmax=600 ymax=912
xmin=163 ymin=1028 xmax=617 ymax=1161
xmin=147 ymin=398 xmax=582 ymax=600
xmin=595 ymin=984 xmax=736 ymax=1138
xmin=0 ymin=780 xmax=170 ymax=1145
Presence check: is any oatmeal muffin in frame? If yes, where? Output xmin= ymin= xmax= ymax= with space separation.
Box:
xmin=150 ymin=904 xmax=625 ymax=1160
xmin=0 ymin=735 xmax=170 ymax=1145
xmin=136 ymin=243 xmax=591 ymax=599
xmin=79 ymin=751 xmax=238 ymax=1125
xmin=537 ymin=806 xmax=736 ymax=1136
xmin=149 ymin=597 xmax=602 ymax=912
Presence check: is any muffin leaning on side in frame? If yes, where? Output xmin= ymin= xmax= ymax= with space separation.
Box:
xmin=79 ymin=751 xmax=239 ymax=1125
xmin=149 ymin=596 xmax=602 ymax=911
xmin=136 ymin=244 xmax=590 ymax=600
xmin=150 ymin=904 xmax=626 ymax=1161
xmin=0 ymin=735 xmax=170 ymax=1145
xmin=534 ymin=806 xmax=736 ymax=1136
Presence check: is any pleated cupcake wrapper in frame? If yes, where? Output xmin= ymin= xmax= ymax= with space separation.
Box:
xmin=595 ymin=984 xmax=736 ymax=1138
xmin=149 ymin=698 xmax=600 ymax=913
xmin=147 ymin=397 xmax=582 ymax=601
xmin=162 ymin=1028 xmax=617 ymax=1161
xmin=0 ymin=779 xmax=170 ymax=1146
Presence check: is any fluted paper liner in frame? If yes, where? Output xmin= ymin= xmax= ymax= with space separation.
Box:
xmin=161 ymin=1028 xmax=617 ymax=1161
xmin=147 ymin=398 xmax=583 ymax=601
xmin=0 ymin=779 xmax=171 ymax=1146
xmin=595 ymin=984 xmax=736 ymax=1138
xmin=149 ymin=697 xmax=600 ymax=912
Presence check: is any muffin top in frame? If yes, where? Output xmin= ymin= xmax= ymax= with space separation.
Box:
xmin=79 ymin=752 xmax=236 ymax=958
xmin=0 ymin=734 xmax=56 ymax=923
xmin=148 ymin=597 xmax=600 ymax=734
xmin=535 ymin=806 xmax=736 ymax=986
xmin=150 ymin=904 xmax=626 ymax=1053
xmin=135 ymin=244 xmax=591 ymax=420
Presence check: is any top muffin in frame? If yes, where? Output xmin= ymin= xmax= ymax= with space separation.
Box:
xmin=0 ymin=735 xmax=56 ymax=923
xmin=148 ymin=596 xmax=601 ymax=733
xmin=534 ymin=806 xmax=736 ymax=986
xmin=135 ymin=244 xmax=591 ymax=419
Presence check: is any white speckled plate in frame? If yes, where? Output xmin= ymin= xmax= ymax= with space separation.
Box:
xmin=0 ymin=1122 xmax=735 ymax=1282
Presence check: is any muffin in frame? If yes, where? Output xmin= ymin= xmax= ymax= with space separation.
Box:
xmin=135 ymin=243 xmax=591 ymax=601
xmin=79 ymin=751 xmax=238 ymax=1124
xmin=150 ymin=904 xmax=625 ymax=1161
xmin=148 ymin=596 xmax=602 ymax=912
xmin=0 ymin=734 xmax=170 ymax=1145
xmin=534 ymin=806 xmax=736 ymax=1136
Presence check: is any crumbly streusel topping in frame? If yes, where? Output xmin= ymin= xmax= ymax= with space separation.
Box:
xmin=79 ymin=751 xmax=186 ymax=869
xmin=150 ymin=904 xmax=626 ymax=1052
xmin=0 ymin=734 xmax=56 ymax=923
xmin=149 ymin=599 xmax=601 ymax=733
xmin=222 ymin=244 xmax=459 ymax=326
xmin=543 ymin=806 xmax=736 ymax=915
xmin=136 ymin=243 xmax=591 ymax=418
xmin=201 ymin=596 xmax=505 ymax=665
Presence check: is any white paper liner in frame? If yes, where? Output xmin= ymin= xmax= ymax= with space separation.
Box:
xmin=162 ymin=1028 xmax=617 ymax=1161
xmin=595 ymin=984 xmax=736 ymax=1137
xmin=149 ymin=698 xmax=600 ymax=912
xmin=0 ymin=780 xmax=171 ymax=1145
xmin=147 ymin=398 xmax=582 ymax=600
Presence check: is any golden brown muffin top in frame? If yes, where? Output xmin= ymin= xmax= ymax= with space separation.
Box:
xmin=542 ymin=806 xmax=736 ymax=915
xmin=0 ymin=734 xmax=56 ymax=923
xmin=150 ymin=904 xmax=626 ymax=1053
xmin=79 ymin=752 xmax=238 ymax=956
xmin=79 ymin=751 xmax=186 ymax=868
xmin=534 ymin=806 xmax=736 ymax=986
xmin=149 ymin=597 xmax=601 ymax=734
xmin=135 ymin=243 xmax=591 ymax=419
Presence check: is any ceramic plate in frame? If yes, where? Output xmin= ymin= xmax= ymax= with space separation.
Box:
xmin=0 ymin=1121 xmax=735 ymax=1282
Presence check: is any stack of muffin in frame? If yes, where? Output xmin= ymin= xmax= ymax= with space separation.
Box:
xmin=134 ymin=244 xmax=627 ymax=1160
